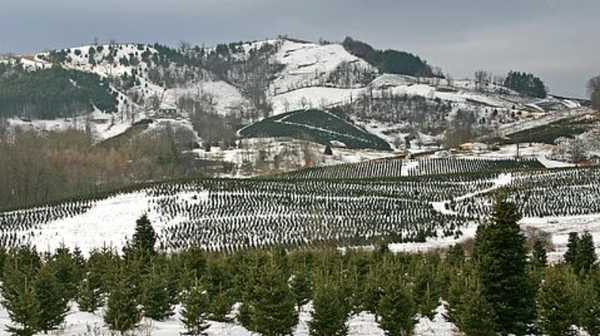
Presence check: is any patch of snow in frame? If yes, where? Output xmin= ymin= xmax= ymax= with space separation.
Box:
xmin=521 ymin=214 xmax=600 ymax=263
xmin=271 ymin=87 xmax=364 ymax=115
xmin=270 ymin=40 xmax=375 ymax=94
xmin=24 ymin=192 xmax=150 ymax=256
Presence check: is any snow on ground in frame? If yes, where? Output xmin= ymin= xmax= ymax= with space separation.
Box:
xmin=271 ymin=87 xmax=364 ymax=115
xmin=393 ymin=173 xmax=512 ymax=253
xmin=394 ymin=169 xmax=600 ymax=261
xmin=6 ymin=117 xmax=83 ymax=133
xmin=6 ymin=107 xmax=148 ymax=142
xmin=0 ymin=300 xmax=456 ymax=336
xmin=353 ymin=119 xmax=410 ymax=151
xmin=464 ymin=143 xmax=575 ymax=169
xmin=401 ymin=160 xmax=419 ymax=176
xmin=521 ymin=214 xmax=600 ymax=263
xmin=498 ymin=107 xmax=589 ymax=136
xmin=163 ymin=80 xmax=248 ymax=116
xmin=389 ymin=223 xmax=479 ymax=254
xmin=414 ymin=305 xmax=458 ymax=336
xmin=19 ymin=56 xmax=52 ymax=70
xmin=369 ymin=74 xmax=419 ymax=88
xmin=23 ymin=192 xmax=150 ymax=256
xmin=193 ymin=137 xmax=395 ymax=178
xmin=270 ymin=40 xmax=374 ymax=94
xmin=53 ymin=44 xmax=157 ymax=79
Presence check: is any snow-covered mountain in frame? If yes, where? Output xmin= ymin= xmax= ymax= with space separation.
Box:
xmin=1 ymin=37 xmax=589 ymax=157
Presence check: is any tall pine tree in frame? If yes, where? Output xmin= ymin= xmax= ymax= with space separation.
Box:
xmin=531 ymin=239 xmax=548 ymax=269
xmin=124 ymin=214 xmax=157 ymax=257
xmin=575 ymin=231 xmax=597 ymax=274
xmin=565 ymin=232 xmax=580 ymax=266
xmin=475 ymin=195 xmax=535 ymax=335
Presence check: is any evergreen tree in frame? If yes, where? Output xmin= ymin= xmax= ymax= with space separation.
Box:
xmin=47 ymin=245 xmax=81 ymax=300
xmin=181 ymin=280 xmax=210 ymax=336
xmin=73 ymin=247 xmax=86 ymax=270
xmin=33 ymin=264 xmax=69 ymax=333
xmin=208 ymin=286 xmax=233 ymax=322
xmin=290 ymin=268 xmax=312 ymax=311
xmin=309 ymin=273 xmax=351 ymax=336
xmin=575 ymin=231 xmax=597 ymax=274
xmin=565 ymin=232 xmax=580 ymax=266
xmin=531 ymin=239 xmax=548 ymax=268
xmin=459 ymin=281 xmax=496 ymax=336
xmin=1 ymin=261 xmax=39 ymax=336
xmin=251 ymin=260 xmax=298 ymax=336
xmin=104 ymin=270 xmax=142 ymax=333
xmin=377 ymin=278 xmax=417 ymax=336
xmin=126 ymin=214 xmax=157 ymax=257
xmin=447 ymin=266 xmax=496 ymax=336
xmin=361 ymin=264 xmax=385 ymax=318
xmin=504 ymin=71 xmax=547 ymax=98
xmin=205 ymin=259 xmax=234 ymax=322
xmin=324 ymin=145 xmax=333 ymax=156
xmin=87 ymin=247 xmax=120 ymax=296
xmin=140 ymin=267 xmax=174 ymax=320
xmin=413 ymin=261 xmax=440 ymax=319
xmin=446 ymin=244 xmax=465 ymax=266
xmin=579 ymin=275 xmax=600 ymax=336
xmin=76 ymin=271 xmax=103 ymax=313
xmin=536 ymin=267 xmax=579 ymax=336
xmin=475 ymin=195 xmax=535 ymax=335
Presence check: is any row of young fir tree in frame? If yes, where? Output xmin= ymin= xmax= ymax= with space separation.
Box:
xmin=0 ymin=197 xmax=599 ymax=336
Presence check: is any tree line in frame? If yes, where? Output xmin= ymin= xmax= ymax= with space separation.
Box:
xmin=0 ymin=63 xmax=117 ymax=119
xmin=504 ymin=71 xmax=548 ymax=98
xmin=0 ymin=126 xmax=205 ymax=211
xmin=342 ymin=37 xmax=440 ymax=78
xmin=1 ymin=196 xmax=599 ymax=335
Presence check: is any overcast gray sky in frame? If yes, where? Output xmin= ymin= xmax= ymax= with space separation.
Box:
xmin=1 ymin=0 xmax=598 ymax=97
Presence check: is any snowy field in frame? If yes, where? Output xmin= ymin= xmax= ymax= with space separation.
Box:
xmin=192 ymin=137 xmax=397 ymax=178
xmin=2 ymin=160 xmax=598 ymax=262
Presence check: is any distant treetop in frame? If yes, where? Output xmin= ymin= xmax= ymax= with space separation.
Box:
xmin=342 ymin=36 xmax=440 ymax=78
xmin=504 ymin=71 xmax=547 ymax=98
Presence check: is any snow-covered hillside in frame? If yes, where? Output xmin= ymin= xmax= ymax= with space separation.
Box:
xmin=269 ymin=39 xmax=376 ymax=95
xmin=3 ymin=37 xmax=592 ymax=167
